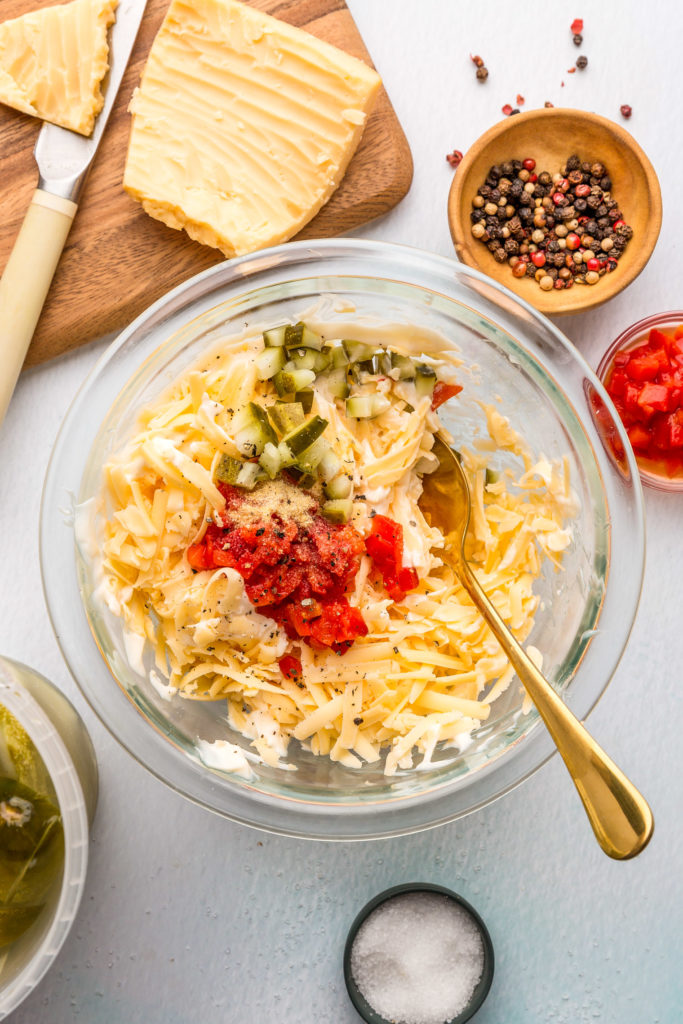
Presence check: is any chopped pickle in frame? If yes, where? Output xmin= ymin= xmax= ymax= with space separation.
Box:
xmin=414 ymin=364 xmax=437 ymax=398
xmin=342 ymin=339 xmax=376 ymax=362
xmin=321 ymin=498 xmax=353 ymax=523
xmin=216 ymin=455 xmax=243 ymax=484
xmin=263 ymin=325 xmax=288 ymax=348
xmin=0 ymin=707 xmax=64 ymax=951
xmin=268 ymin=402 xmax=306 ymax=435
xmin=295 ymin=389 xmax=315 ymax=413
xmin=281 ymin=415 xmax=328 ymax=456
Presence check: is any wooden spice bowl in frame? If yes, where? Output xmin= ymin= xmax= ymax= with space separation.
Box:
xmin=448 ymin=108 xmax=662 ymax=315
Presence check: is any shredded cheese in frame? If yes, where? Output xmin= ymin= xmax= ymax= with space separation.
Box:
xmin=95 ymin=319 xmax=577 ymax=775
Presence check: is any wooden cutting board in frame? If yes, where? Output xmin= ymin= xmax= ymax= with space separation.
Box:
xmin=0 ymin=0 xmax=413 ymax=367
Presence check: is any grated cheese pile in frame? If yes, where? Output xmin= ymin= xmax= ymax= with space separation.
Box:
xmin=94 ymin=320 xmax=577 ymax=775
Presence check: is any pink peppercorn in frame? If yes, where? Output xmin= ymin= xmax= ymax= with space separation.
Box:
xmin=566 ymin=233 xmax=581 ymax=250
xmin=522 ymin=158 xmax=536 ymax=171
xmin=531 ymin=251 xmax=546 ymax=268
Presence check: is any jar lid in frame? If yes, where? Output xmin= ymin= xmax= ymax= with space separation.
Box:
xmin=343 ymin=883 xmax=494 ymax=1024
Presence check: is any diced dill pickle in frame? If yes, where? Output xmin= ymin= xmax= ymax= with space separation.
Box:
xmin=288 ymin=349 xmax=318 ymax=372
xmin=485 ymin=468 xmax=501 ymax=485
xmin=281 ymin=415 xmax=328 ymax=456
xmin=295 ymin=389 xmax=314 ymax=413
xmin=330 ymin=345 xmax=350 ymax=369
xmin=235 ymin=463 xmax=263 ymax=489
xmin=256 ymin=346 xmax=286 ymax=380
xmin=259 ymin=442 xmax=282 ymax=479
xmin=235 ymin=402 xmax=277 ymax=456
xmin=263 ymin=325 xmax=288 ymax=347
xmin=285 ymin=322 xmax=324 ymax=352
xmin=216 ymin=455 xmax=243 ymax=484
xmin=273 ymin=369 xmax=316 ymax=397
xmin=342 ymin=339 xmax=377 ymax=362
xmin=317 ymin=449 xmax=342 ymax=483
xmin=297 ymin=437 xmax=329 ymax=474
xmin=390 ymin=352 xmax=416 ymax=380
xmin=414 ymin=364 xmax=437 ymax=398
xmin=324 ymin=474 xmax=353 ymax=499
xmin=268 ymin=402 xmax=305 ymax=435
xmin=325 ymin=367 xmax=350 ymax=400
xmin=345 ymin=394 xmax=391 ymax=419
xmin=277 ymin=440 xmax=297 ymax=467
xmin=322 ymin=498 xmax=353 ymax=523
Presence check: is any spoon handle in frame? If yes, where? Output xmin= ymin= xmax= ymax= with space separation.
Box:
xmin=458 ymin=560 xmax=653 ymax=860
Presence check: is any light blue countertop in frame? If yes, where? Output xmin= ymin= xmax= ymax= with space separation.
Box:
xmin=0 ymin=2 xmax=680 ymax=1022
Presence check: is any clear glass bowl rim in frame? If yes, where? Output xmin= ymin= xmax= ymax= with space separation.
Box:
xmin=40 ymin=238 xmax=645 ymax=840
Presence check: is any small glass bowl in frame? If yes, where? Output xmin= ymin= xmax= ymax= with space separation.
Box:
xmin=343 ymin=883 xmax=494 ymax=1024
xmin=597 ymin=311 xmax=683 ymax=492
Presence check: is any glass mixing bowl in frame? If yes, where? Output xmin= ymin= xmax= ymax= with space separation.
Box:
xmin=40 ymin=240 xmax=644 ymax=840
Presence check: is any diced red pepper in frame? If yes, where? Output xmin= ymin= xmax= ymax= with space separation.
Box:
xmin=431 ymin=381 xmax=463 ymax=411
xmin=626 ymin=351 xmax=667 ymax=382
xmin=365 ymin=515 xmax=420 ymax=603
xmin=637 ymin=383 xmax=669 ymax=413
xmin=279 ymin=655 xmax=303 ymax=682
xmin=648 ymin=328 xmax=671 ymax=351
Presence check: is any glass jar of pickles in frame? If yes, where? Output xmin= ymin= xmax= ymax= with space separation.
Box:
xmin=0 ymin=657 xmax=97 ymax=1016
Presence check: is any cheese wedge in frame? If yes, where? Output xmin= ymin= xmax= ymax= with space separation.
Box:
xmin=0 ymin=0 xmax=117 ymax=136
xmin=123 ymin=0 xmax=382 ymax=257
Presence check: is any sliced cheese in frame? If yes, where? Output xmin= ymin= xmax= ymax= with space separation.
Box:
xmin=0 ymin=0 xmax=117 ymax=135
xmin=123 ymin=0 xmax=382 ymax=256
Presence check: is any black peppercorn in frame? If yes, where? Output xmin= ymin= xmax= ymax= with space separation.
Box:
xmin=591 ymin=162 xmax=605 ymax=178
xmin=616 ymin=224 xmax=634 ymax=240
xmin=567 ymin=170 xmax=583 ymax=186
xmin=573 ymin=32 xmax=583 ymax=46
xmin=576 ymin=56 xmax=588 ymax=70
xmin=574 ymin=198 xmax=588 ymax=213
xmin=470 ymin=210 xmax=485 ymax=223
xmin=490 ymin=165 xmax=502 ymax=179
xmin=504 ymin=238 xmax=519 ymax=254
xmin=478 ymin=185 xmax=492 ymax=199
xmin=490 ymin=188 xmax=501 ymax=202
xmin=597 ymin=216 xmax=610 ymax=229
xmin=476 ymin=66 xmax=489 ymax=81
xmin=507 ymin=215 xmax=521 ymax=233
xmin=600 ymin=177 xmax=612 ymax=191
xmin=585 ymin=219 xmax=599 ymax=236
xmin=486 ymin=239 xmax=499 ymax=252
xmin=519 ymin=206 xmax=533 ymax=221
xmin=566 ymin=155 xmax=581 ymax=171
xmin=493 ymin=248 xmax=507 ymax=263
xmin=586 ymin=195 xmax=601 ymax=210
xmin=547 ymin=240 xmax=560 ymax=253
xmin=501 ymin=162 xmax=514 ymax=176
xmin=596 ymin=204 xmax=608 ymax=218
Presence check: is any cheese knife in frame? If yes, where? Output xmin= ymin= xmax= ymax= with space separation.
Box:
xmin=0 ymin=0 xmax=148 ymax=425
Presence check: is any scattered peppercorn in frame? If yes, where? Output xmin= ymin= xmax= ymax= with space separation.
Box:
xmin=470 ymin=54 xmax=489 ymax=82
xmin=570 ymin=17 xmax=583 ymax=34
xmin=446 ymin=149 xmax=463 ymax=169
xmin=501 ymin=104 xmax=513 ymax=116
xmin=576 ymin=55 xmax=588 ymax=70
xmin=516 ymin=94 xmax=525 ymax=105
xmin=573 ymin=33 xmax=583 ymax=46
xmin=620 ymin=104 xmax=632 ymax=119
xmin=567 ymin=67 xmax=576 ymax=74
xmin=469 ymin=152 xmax=633 ymax=294
xmin=544 ymin=101 xmax=554 ymax=108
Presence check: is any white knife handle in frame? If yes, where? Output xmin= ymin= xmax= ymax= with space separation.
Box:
xmin=0 ymin=189 xmax=77 ymax=425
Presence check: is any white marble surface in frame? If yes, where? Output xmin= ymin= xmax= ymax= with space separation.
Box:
xmin=1 ymin=2 xmax=681 ymax=1021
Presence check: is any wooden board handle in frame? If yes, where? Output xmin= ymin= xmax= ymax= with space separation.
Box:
xmin=0 ymin=189 xmax=77 ymax=424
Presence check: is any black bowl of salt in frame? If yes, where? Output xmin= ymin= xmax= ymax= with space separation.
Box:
xmin=343 ymin=883 xmax=494 ymax=1024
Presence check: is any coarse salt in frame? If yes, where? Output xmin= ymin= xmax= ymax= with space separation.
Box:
xmin=350 ymin=891 xmax=485 ymax=1024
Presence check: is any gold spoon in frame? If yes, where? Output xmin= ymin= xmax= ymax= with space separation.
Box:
xmin=420 ymin=436 xmax=653 ymax=860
